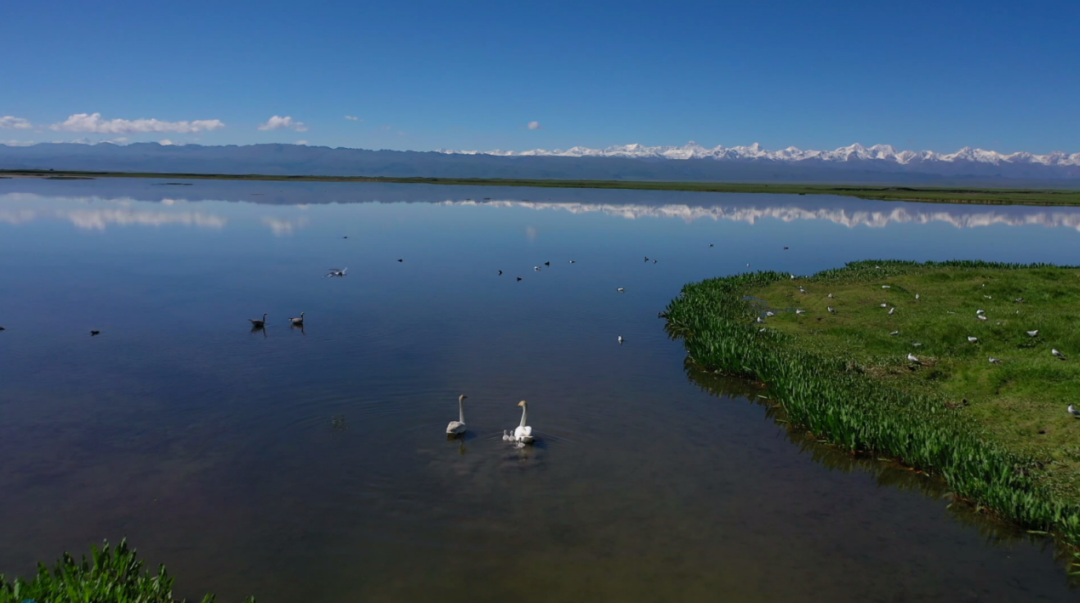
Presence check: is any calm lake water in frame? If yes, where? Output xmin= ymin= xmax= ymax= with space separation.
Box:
xmin=2 ymin=177 xmax=1079 ymax=602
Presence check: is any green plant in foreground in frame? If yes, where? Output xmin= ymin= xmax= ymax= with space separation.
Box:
xmin=665 ymin=260 xmax=1080 ymax=550
xmin=0 ymin=540 xmax=253 ymax=603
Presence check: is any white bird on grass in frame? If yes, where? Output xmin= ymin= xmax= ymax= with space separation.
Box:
xmin=827 ymin=293 xmax=834 ymax=299
xmin=882 ymin=285 xmax=891 ymax=289
xmin=503 ymin=400 xmax=535 ymax=444
xmin=968 ymin=336 xmax=978 ymax=343
xmin=827 ymin=306 xmax=836 ymax=313
xmin=880 ymin=303 xmax=888 ymax=308
xmin=978 ymin=315 xmax=988 ymax=321
xmin=915 ymin=294 xmax=920 ymax=300
xmin=890 ymin=330 xmax=899 ymax=336
xmin=795 ymin=309 xmax=805 ymax=315
xmin=1053 ymin=348 xmax=1066 ymax=360
xmin=989 ymin=357 xmax=1001 ymax=364
xmin=446 ymin=394 xmax=468 ymax=435
xmin=888 ymin=307 xmax=895 ymax=315
xmin=1027 ymin=330 xmax=1039 ymax=337
xmin=908 ymin=353 xmax=921 ymax=364
xmin=765 ymin=311 xmax=775 ymax=317
xmin=1068 ymin=405 xmax=1080 ymax=418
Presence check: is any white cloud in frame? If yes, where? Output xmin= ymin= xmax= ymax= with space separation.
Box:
xmin=159 ymin=139 xmax=174 ymax=146
xmin=527 ymin=121 xmax=542 ymax=130
xmin=295 ymin=140 xmax=309 ymax=145
xmin=0 ymin=116 xmax=32 ymax=129
xmin=1 ymin=140 xmax=37 ymax=146
xmin=50 ymin=113 xmax=225 ymax=134
xmin=258 ymin=115 xmax=308 ymax=132
xmin=344 ymin=115 xmax=361 ymax=121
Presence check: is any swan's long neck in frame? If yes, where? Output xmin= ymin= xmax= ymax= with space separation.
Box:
xmin=519 ymin=405 xmax=528 ymax=428
xmin=458 ymin=399 xmax=465 ymax=423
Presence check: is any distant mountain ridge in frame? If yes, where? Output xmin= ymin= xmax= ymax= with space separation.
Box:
xmin=2 ymin=141 xmax=1078 ymax=183
xmin=440 ymin=141 xmax=1080 ymax=169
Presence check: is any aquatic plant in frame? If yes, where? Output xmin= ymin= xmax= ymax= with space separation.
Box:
xmin=0 ymin=540 xmax=254 ymax=603
xmin=665 ymin=260 xmax=1080 ymax=548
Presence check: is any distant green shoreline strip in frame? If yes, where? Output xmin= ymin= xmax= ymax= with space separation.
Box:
xmin=664 ymin=260 xmax=1080 ymax=548
xmin=3 ymin=169 xmax=1080 ymax=206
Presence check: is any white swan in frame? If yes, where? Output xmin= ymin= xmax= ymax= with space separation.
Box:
xmin=502 ymin=400 xmax=535 ymax=443
xmin=446 ymin=394 xmax=467 ymax=435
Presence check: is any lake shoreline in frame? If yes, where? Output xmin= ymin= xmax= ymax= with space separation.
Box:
xmin=664 ymin=260 xmax=1080 ymax=553
xmin=3 ymin=169 xmax=1080 ymax=206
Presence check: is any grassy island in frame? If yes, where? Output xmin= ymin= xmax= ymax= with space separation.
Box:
xmin=0 ymin=540 xmax=253 ymax=603
xmin=665 ymin=260 xmax=1080 ymax=546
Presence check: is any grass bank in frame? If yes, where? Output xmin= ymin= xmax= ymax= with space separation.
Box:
xmin=664 ymin=260 xmax=1080 ymax=546
xmin=4 ymin=169 xmax=1080 ymax=206
xmin=0 ymin=540 xmax=253 ymax=603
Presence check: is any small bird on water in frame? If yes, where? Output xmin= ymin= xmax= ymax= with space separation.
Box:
xmin=326 ymin=267 xmax=348 ymax=277
xmin=517 ymin=277 xmax=522 ymax=281
xmin=617 ymin=288 xmax=625 ymax=293
xmin=249 ymin=313 xmax=267 ymax=329
xmin=397 ymin=259 xmax=403 ymax=262
xmin=618 ymin=336 xmax=624 ymax=344
xmin=90 ymin=330 xmax=100 ymax=336
xmin=545 ymin=261 xmax=550 ymax=266
xmin=569 ymin=260 xmax=576 ymax=264
xmin=534 ymin=266 xmax=541 ymax=271
xmin=288 ymin=312 xmax=305 ymax=326
xmin=498 ymin=270 xmax=503 ymax=275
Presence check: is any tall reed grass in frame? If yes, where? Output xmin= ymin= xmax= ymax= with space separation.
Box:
xmin=0 ymin=539 xmax=254 ymax=603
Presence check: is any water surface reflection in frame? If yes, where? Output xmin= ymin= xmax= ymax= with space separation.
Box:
xmin=0 ymin=178 xmax=1077 ymax=602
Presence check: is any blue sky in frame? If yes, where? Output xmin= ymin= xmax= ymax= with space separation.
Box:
xmin=1 ymin=0 xmax=1077 ymax=153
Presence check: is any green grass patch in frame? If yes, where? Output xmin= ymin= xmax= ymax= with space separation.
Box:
xmin=0 ymin=540 xmax=253 ymax=603
xmin=4 ymin=170 xmax=1080 ymax=206
xmin=664 ymin=260 xmax=1080 ymax=546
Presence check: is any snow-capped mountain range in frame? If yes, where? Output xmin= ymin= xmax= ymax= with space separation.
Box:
xmin=440 ymin=142 xmax=1080 ymax=167
xmin=3 ymin=141 xmax=1079 ymax=181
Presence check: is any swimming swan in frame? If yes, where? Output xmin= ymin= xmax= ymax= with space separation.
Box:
xmin=503 ymin=400 xmax=535 ymax=443
xmin=446 ymin=394 xmax=467 ymax=435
